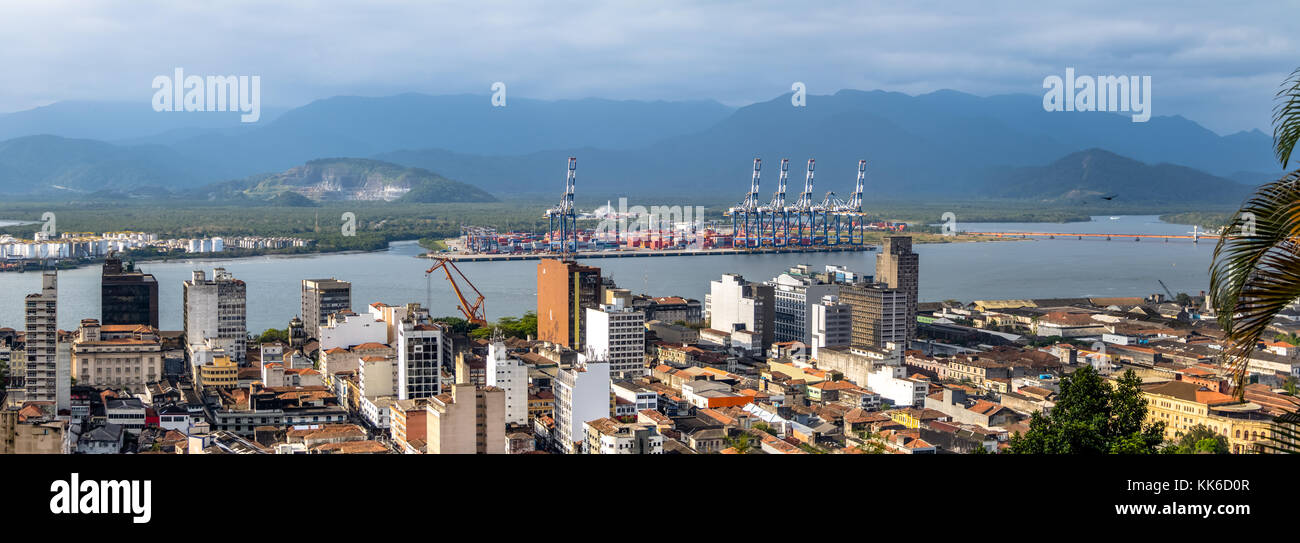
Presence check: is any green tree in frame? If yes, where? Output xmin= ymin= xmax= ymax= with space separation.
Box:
xmin=257 ymin=328 xmax=289 ymax=344
xmin=1006 ymin=366 xmax=1165 ymax=454
xmin=1164 ymin=424 xmax=1230 ymax=454
xmin=434 ymin=316 xmax=477 ymax=336
xmin=467 ymin=311 xmax=538 ymax=340
xmin=725 ymin=432 xmax=753 ymax=454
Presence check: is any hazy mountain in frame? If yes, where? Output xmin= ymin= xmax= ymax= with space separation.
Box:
xmin=161 ymin=94 xmax=736 ymax=175
xmin=977 ymin=149 xmax=1252 ymax=203
xmin=188 ymin=158 xmax=496 ymax=203
xmin=0 ymin=100 xmax=287 ymax=142
xmin=0 ymin=135 xmax=211 ymax=195
xmin=0 ymin=90 xmax=1282 ymax=201
xmin=376 ymin=90 xmax=1281 ymax=199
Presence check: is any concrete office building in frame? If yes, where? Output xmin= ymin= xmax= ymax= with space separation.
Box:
xmin=537 ymin=259 xmax=603 ymax=350
xmin=101 ymin=256 xmax=159 ymax=329
xmin=301 ymin=278 xmax=352 ymax=339
xmin=183 ymin=268 xmax=247 ymax=363
xmin=554 ymin=355 xmax=611 ymax=454
xmin=766 ymin=265 xmax=846 ymax=344
xmin=72 ymin=320 xmax=163 ymax=393
xmin=425 ymin=383 xmax=505 ymax=454
xmin=876 ymin=236 xmax=919 ymax=340
xmin=705 ymin=273 xmax=774 ymax=350
xmin=585 ymin=298 xmax=647 ymax=379
xmin=841 ymin=283 xmax=909 ymax=350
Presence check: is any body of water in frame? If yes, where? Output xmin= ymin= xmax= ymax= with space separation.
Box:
xmin=0 ymin=215 xmax=1215 ymax=333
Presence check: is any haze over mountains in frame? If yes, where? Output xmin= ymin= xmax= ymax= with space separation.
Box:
xmin=0 ymin=89 xmax=1280 ymax=203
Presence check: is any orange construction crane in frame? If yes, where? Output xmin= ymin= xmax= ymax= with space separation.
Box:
xmin=425 ymin=257 xmax=488 ymax=325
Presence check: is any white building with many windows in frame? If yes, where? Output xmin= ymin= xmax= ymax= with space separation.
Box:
xmin=811 ymin=294 xmax=853 ymax=360
xmin=554 ymin=355 xmax=610 ymax=454
xmin=585 ymin=299 xmax=646 ymax=379
xmin=183 ymin=268 xmax=247 ymax=363
xmin=396 ymin=311 xmax=451 ymax=401
xmin=486 ymin=334 xmax=529 ymax=426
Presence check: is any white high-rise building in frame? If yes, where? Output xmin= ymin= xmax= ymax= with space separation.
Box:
xmin=766 ymin=265 xmax=850 ymax=344
xmin=486 ymin=333 xmax=529 ymax=426
xmin=811 ymin=294 xmax=852 ymax=360
xmin=396 ymin=308 xmax=452 ymax=400
xmin=554 ymin=355 xmax=611 ymax=454
xmin=24 ymin=272 xmax=67 ymax=409
xmin=706 ymin=274 xmax=774 ymax=349
xmin=585 ymin=298 xmax=646 ymax=379
xmin=183 ymin=268 xmax=247 ymax=363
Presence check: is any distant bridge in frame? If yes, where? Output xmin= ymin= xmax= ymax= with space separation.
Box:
xmin=963 ymin=231 xmax=1221 ymax=242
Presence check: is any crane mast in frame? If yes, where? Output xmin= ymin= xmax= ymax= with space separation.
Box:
xmin=846 ymin=160 xmax=866 ymax=212
xmin=425 ymin=257 xmax=487 ymax=325
xmin=545 ymin=157 xmax=579 ymax=253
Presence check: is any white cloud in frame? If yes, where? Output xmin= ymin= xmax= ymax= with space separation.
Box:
xmin=0 ymin=0 xmax=1293 ymax=133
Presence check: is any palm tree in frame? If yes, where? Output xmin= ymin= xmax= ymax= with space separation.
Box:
xmin=1210 ymin=67 xmax=1300 ymax=452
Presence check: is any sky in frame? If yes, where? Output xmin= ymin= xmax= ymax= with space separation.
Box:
xmin=0 ymin=0 xmax=1295 ymax=134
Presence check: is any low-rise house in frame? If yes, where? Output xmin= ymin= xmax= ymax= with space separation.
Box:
xmin=78 ymin=423 xmax=124 ymax=454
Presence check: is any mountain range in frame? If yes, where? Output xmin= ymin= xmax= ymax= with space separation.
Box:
xmin=0 ymin=89 xmax=1282 ymax=203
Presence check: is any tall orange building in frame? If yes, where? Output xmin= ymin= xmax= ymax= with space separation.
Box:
xmin=537 ymin=259 xmax=603 ymax=350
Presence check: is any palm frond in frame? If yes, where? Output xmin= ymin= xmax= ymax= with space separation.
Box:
xmin=1209 ymin=169 xmax=1300 ymax=395
xmin=1274 ymin=68 xmax=1300 ymax=168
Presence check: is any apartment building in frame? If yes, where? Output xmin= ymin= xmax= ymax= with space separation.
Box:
xmin=554 ymin=357 xmax=611 ymax=454
xmin=486 ymin=335 xmax=529 ymax=426
xmin=425 ymin=383 xmax=505 ymax=454
xmin=585 ymin=299 xmax=647 ymax=379
xmin=24 ymin=272 xmax=68 ymax=409
xmin=396 ymin=313 xmax=452 ymax=400
xmin=706 ymin=273 xmax=775 ymax=349
xmin=301 ymin=278 xmax=352 ymax=339
xmin=811 ymin=294 xmax=852 ymax=360
xmin=183 ymin=268 xmax=247 ymax=362
xmin=583 ymin=417 xmax=663 ymax=454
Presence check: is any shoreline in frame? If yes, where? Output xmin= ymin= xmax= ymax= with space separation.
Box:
xmin=0 ymin=243 xmax=405 ymax=273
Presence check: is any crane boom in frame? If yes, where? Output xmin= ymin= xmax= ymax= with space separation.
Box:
xmin=426 ymin=257 xmax=488 ymax=325
xmin=1157 ymin=279 xmax=1176 ymax=301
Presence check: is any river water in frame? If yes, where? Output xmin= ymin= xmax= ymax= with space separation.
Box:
xmin=0 ymin=215 xmax=1215 ymax=333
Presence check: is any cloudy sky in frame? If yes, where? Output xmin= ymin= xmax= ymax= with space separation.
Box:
xmin=0 ymin=1 xmax=1294 ymax=134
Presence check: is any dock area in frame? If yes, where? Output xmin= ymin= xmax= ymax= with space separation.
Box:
xmin=428 ymin=244 xmax=878 ymax=262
